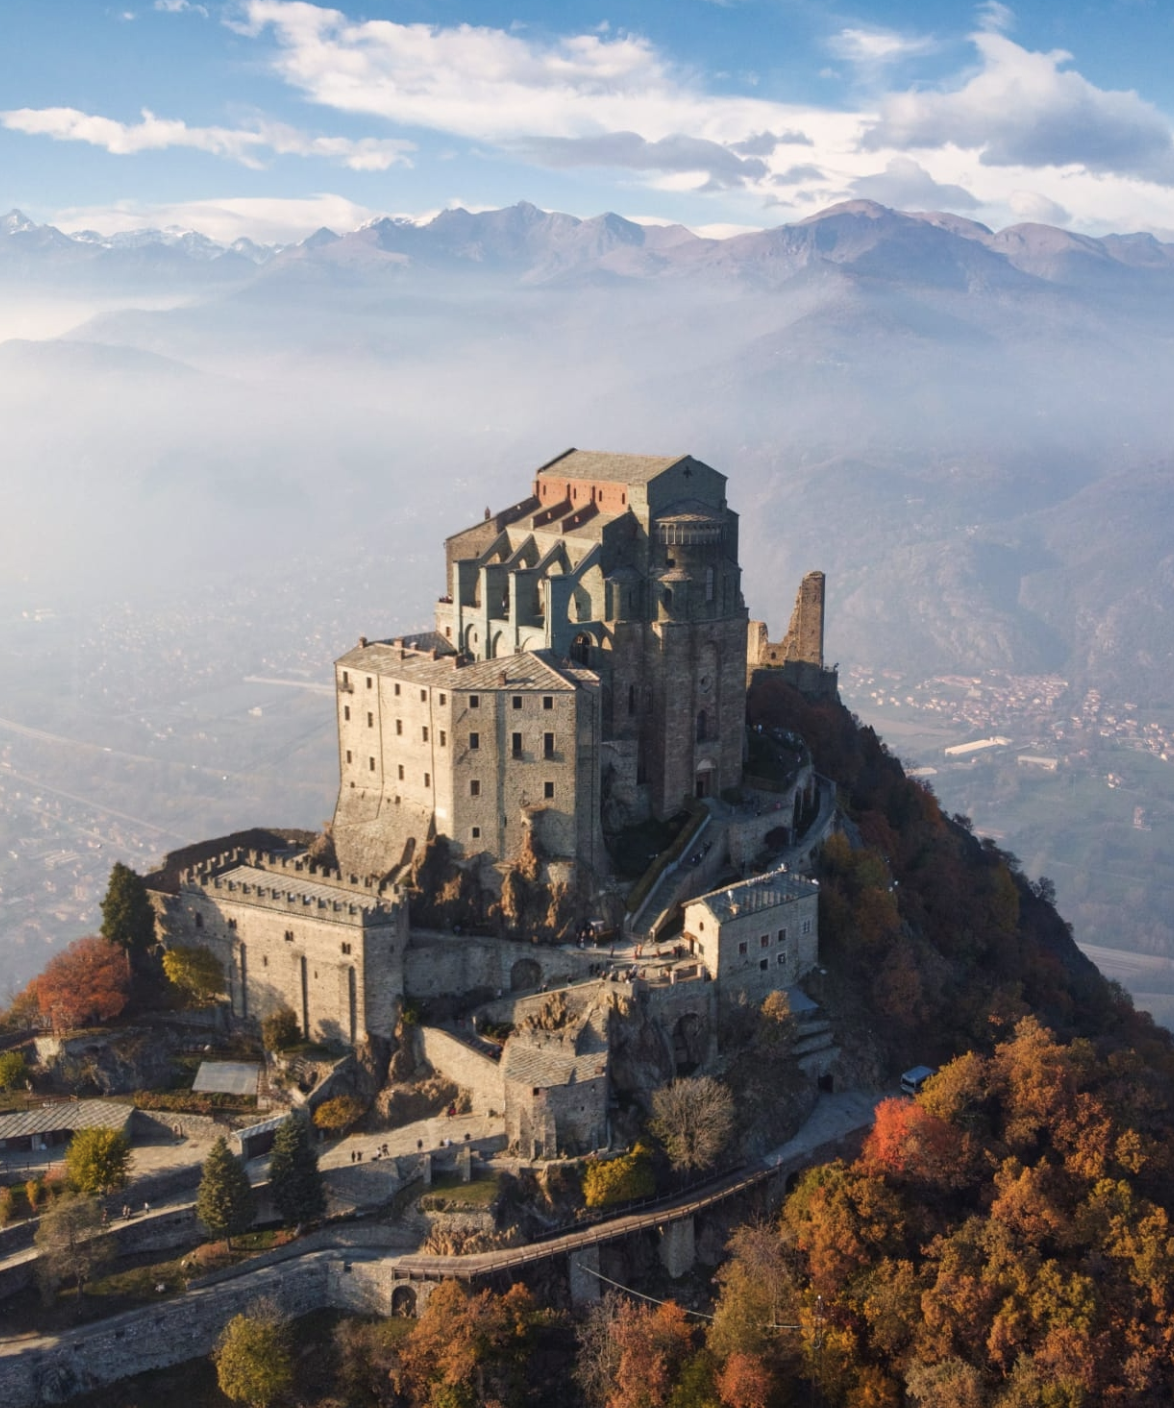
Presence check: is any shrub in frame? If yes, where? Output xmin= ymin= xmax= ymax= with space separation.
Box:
xmin=261 ymin=1006 xmax=300 ymax=1052
xmin=0 ymin=1186 xmax=17 ymax=1226
xmin=312 ymin=1095 xmax=367 ymax=1135
xmin=582 ymin=1146 xmax=656 ymax=1208
xmin=0 ymin=1049 xmax=29 ymax=1091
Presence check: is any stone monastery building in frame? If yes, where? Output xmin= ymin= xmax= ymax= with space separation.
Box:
xmin=153 ymin=449 xmax=836 ymax=1150
xmin=332 ymin=449 xmax=750 ymax=880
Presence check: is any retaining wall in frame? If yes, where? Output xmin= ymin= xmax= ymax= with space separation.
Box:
xmin=417 ymin=1029 xmax=505 ymax=1113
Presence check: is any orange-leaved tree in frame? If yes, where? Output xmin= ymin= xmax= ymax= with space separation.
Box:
xmin=34 ymin=936 xmax=130 ymax=1032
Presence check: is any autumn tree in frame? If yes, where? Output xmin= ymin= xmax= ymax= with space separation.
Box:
xmin=34 ymin=936 xmax=130 ymax=1031
xmin=651 ymin=1077 xmax=735 ymax=1174
xmin=34 ymin=1194 xmax=108 ymax=1304
xmin=394 ymin=1280 xmax=537 ymax=1408
xmin=162 ymin=945 xmax=225 ymax=1004
xmin=577 ymin=1292 xmax=695 ymax=1408
xmin=196 ymin=1136 xmax=256 ymax=1248
xmin=861 ymin=1098 xmax=970 ymax=1191
xmin=708 ymin=1222 xmax=799 ymax=1364
xmin=261 ymin=1005 xmax=300 ymax=1052
xmin=0 ymin=1049 xmax=28 ymax=1090
xmin=312 ymin=1094 xmax=367 ymax=1136
xmin=716 ymin=1352 xmax=774 ymax=1408
xmin=100 ymin=861 xmax=157 ymax=954
xmin=582 ymin=1144 xmax=656 ymax=1208
xmin=268 ymin=1115 xmax=325 ymax=1227
xmin=214 ymin=1301 xmax=294 ymax=1408
xmin=66 ymin=1126 xmax=131 ymax=1196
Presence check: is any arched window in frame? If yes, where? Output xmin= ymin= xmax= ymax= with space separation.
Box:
xmin=571 ymin=633 xmax=591 ymax=666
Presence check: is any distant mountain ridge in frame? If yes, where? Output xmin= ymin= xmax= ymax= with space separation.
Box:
xmin=5 ymin=199 xmax=1174 ymax=290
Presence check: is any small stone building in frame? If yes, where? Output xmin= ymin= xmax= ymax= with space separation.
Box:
xmin=160 ymin=849 xmax=407 ymax=1045
xmin=683 ymin=869 xmax=819 ymax=1005
xmin=501 ymin=995 xmax=610 ymax=1158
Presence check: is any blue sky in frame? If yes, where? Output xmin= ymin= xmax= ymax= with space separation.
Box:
xmin=5 ymin=0 xmax=1174 ymax=242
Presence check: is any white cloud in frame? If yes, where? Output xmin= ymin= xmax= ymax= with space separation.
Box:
xmin=865 ymin=32 xmax=1174 ymax=183
xmin=0 ymin=106 xmax=414 ymax=171
xmin=518 ymin=132 xmax=768 ymax=188
xmin=976 ymin=2 xmax=1015 ymax=34
xmin=154 ymin=0 xmax=209 ymax=15
xmin=851 ymin=156 xmax=980 ymax=210
xmin=828 ymin=28 xmax=937 ymax=67
xmin=51 ymin=193 xmax=386 ymax=244
xmin=237 ymin=1 xmax=854 ymax=160
xmin=1007 ymin=190 xmax=1071 ymax=226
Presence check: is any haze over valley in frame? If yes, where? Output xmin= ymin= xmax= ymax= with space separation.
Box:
xmin=3 ymin=198 xmax=1174 ymax=1017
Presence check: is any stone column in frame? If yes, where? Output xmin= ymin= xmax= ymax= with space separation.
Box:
xmin=569 ymin=1245 xmax=601 ymax=1304
xmin=658 ymin=1216 xmax=695 ymax=1278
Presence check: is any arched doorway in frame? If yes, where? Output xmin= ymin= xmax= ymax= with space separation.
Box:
xmin=570 ymin=632 xmax=592 ymax=666
xmin=391 ymin=1284 xmax=418 ymax=1317
xmin=510 ymin=958 xmax=542 ymax=992
xmin=672 ymin=1013 xmax=706 ymax=1075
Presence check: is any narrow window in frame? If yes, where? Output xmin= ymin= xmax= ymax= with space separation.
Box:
xmin=544 ymin=732 xmax=555 ymax=758
xmin=471 ymin=826 xmax=481 ymax=839
xmin=394 ymin=682 xmax=401 ymax=696
xmin=367 ymin=711 xmax=374 ymax=727
xmin=738 ymin=941 xmax=748 ymax=956
xmin=469 ymin=732 xmax=480 ymax=750
xmin=366 ymin=676 xmax=372 ymax=689
xmin=543 ymin=695 xmax=554 ymax=711
xmin=344 ymin=705 xmax=350 ymax=721
xmin=512 ymin=695 xmax=523 ymax=710
xmin=470 ymin=780 xmax=481 ymax=797
xmin=759 ymin=958 xmax=768 ymax=972
xmin=802 ymin=920 xmax=812 ymax=936
xmin=397 ymin=764 xmax=404 ymax=780
xmin=346 ymin=749 xmax=353 ymax=764
xmin=369 ymin=757 xmax=376 ymax=771
xmin=544 ymin=781 xmax=555 ymax=799
xmin=284 ymin=930 xmax=294 ymax=943
xmin=424 ymin=772 xmax=431 ymax=788
xmin=341 ymin=942 xmax=352 ymax=955
xmin=342 ymin=670 xmax=349 ymax=686
xmin=760 ymin=934 xmax=769 ymax=948
xmin=262 ymin=955 xmax=267 ymax=967
xmin=777 ymin=928 xmax=787 ymax=944
xmin=777 ymin=953 xmax=786 ymax=965
xmin=194 ymin=912 xmax=203 ymax=930
xmin=396 ymin=719 xmax=403 ymax=736
xmin=420 ymin=689 xmax=427 ymax=702
xmin=422 ymin=725 xmax=429 ymax=742
xmin=628 ymin=684 xmax=636 ymax=715
xmin=227 ymin=918 xmax=237 ymax=931
xmin=439 ymin=693 xmax=447 ymax=706
xmin=512 ymin=732 xmax=523 ymax=758
xmin=470 ymin=695 xmax=480 ymax=709
xmin=440 ymin=730 xmax=447 ymax=747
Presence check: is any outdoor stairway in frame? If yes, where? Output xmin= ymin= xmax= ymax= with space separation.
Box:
xmin=788 ymin=996 xmax=839 ymax=1079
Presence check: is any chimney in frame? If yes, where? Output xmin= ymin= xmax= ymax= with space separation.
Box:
xmin=359 ymin=635 xmax=368 ymax=648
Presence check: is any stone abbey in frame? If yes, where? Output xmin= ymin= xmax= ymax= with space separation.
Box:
xmin=151 ymin=449 xmax=837 ymax=1155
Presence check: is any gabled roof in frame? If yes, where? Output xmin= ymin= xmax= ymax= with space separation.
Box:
xmin=537 ymin=449 xmax=689 ymax=484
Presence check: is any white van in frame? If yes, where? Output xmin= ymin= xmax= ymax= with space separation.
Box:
xmin=900 ymin=1065 xmax=936 ymax=1096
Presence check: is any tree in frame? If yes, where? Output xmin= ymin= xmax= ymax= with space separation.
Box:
xmin=312 ymin=1094 xmax=366 ymax=1136
xmin=651 ymin=1077 xmax=736 ymax=1174
xmin=34 ymin=936 xmax=130 ymax=1031
xmin=261 ymin=1005 xmax=300 ymax=1052
xmin=100 ymin=861 xmax=157 ymax=954
xmin=395 ymin=1280 xmax=537 ymax=1408
xmin=716 ymin=1352 xmax=774 ymax=1408
xmin=268 ymin=1115 xmax=325 ymax=1227
xmin=576 ymin=1291 xmax=695 ymax=1408
xmin=0 ymin=1049 xmax=28 ymax=1090
xmin=196 ymin=1136 xmax=256 ymax=1248
xmin=582 ymin=1145 xmax=656 ymax=1208
xmin=162 ymin=944 xmax=225 ymax=1004
xmin=708 ymin=1222 xmax=798 ymax=1363
xmin=33 ymin=1194 xmax=108 ymax=1304
xmin=66 ymin=1126 xmax=131 ymax=1196
xmin=214 ymin=1302 xmax=294 ymax=1408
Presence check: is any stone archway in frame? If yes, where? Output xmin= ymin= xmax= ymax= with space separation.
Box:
xmin=391 ymin=1284 xmax=418 ymax=1317
xmin=570 ymin=632 xmax=592 ymax=666
xmin=510 ymin=958 xmax=542 ymax=992
xmin=672 ymin=1012 xmax=706 ymax=1075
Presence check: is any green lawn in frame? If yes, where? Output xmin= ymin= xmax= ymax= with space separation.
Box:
xmin=418 ymin=1172 xmax=501 ymax=1210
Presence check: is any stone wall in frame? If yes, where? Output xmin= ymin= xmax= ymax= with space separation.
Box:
xmin=418 ymin=1028 xmax=505 ymax=1113
xmin=405 ymin=931 xmax=598 ymax=1002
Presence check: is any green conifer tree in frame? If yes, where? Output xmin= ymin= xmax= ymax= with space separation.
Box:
xmin=196 ymin=1136 xmax=256 ymax=1249
xmin=268 ymin=1115 xmax=326 ymax=1228
xmin=100 ymin=862 xmax=157 ymax=954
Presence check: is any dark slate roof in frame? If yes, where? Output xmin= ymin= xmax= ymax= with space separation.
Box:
xmin=0 ymin=1099 xmax=133 ymax=1142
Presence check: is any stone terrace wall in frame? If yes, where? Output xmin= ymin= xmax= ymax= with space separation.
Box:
xmin=418 ymin=1028 xmax=505 ymax=1113
xmin=405 ymin=931 xmax=598 ymax=1001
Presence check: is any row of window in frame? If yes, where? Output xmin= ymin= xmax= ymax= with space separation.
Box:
xmin=340 ymin=673 xmax=557 ymax=715
xmin=346 ymin=731 xmax=558 ymax=762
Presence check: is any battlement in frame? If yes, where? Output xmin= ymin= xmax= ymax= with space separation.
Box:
xmin=178 ymin=848 xmax=402 ymax=923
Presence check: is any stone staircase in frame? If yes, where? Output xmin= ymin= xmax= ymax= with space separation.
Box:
xmin=788 ymin=992 xmax=839 ymax=1080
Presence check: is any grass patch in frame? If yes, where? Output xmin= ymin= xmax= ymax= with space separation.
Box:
xmin=418 ymin=1172 xmax=501 ymax=1211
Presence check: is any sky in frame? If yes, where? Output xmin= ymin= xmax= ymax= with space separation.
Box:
xmin=4 ymin=0 xmax=1174 ymax=244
